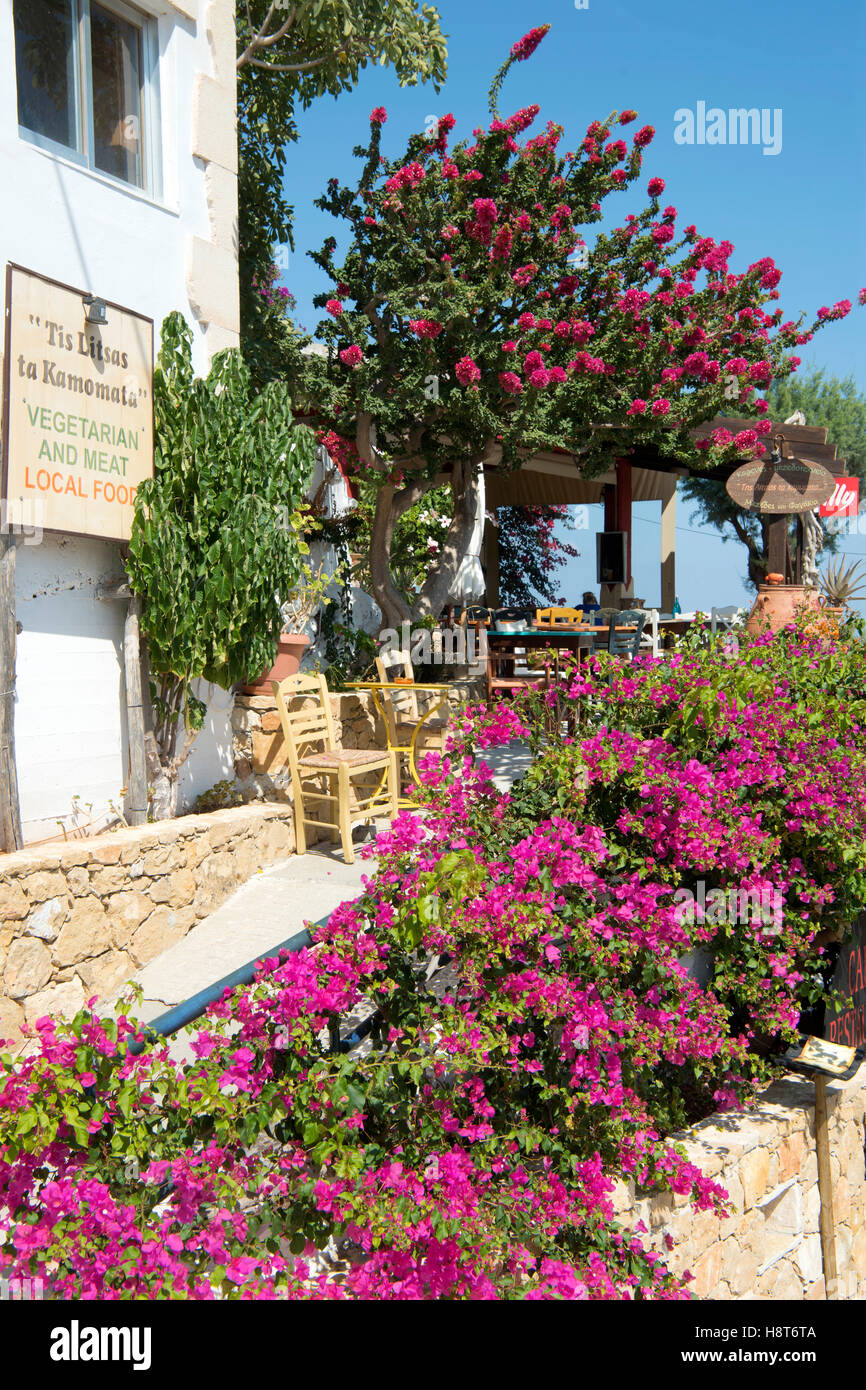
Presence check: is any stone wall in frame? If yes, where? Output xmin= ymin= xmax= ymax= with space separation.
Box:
xmin=231 ymin=683 xmax=484 ymax=802
xmin=614 ymin=1062 xmax=866 ymax=1299
xmin=0 ymin=803 xmax=294 ymax=1043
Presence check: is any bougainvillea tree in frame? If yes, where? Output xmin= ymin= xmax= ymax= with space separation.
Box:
xmin=289 ymin=24 xmax=841 ymax=628
xmin=497 ymin=503 xmax=582 ymax=607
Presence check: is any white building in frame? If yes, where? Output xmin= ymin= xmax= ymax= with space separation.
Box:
xmin=1 ymin=0 xmax=239 ymax=841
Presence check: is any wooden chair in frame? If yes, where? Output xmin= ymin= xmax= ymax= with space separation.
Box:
xmin=272 ymin=672 xmax=398 ymax=865
xmin=374 ymin=649 xmax=450 ymax=792
xmin=535 ymin=606 xmax=584 ymax=627
xmin=486 ymin=645 xmax=552 ymax=703
xmin=607 ymin=610 xmax=646 ymax=660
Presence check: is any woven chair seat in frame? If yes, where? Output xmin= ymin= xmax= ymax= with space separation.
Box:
xmin=300 ymin=749 xmax=389 ymax=770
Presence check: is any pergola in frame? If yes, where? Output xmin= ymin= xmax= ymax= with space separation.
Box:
xmin=481 ymin=418 xmax=847 ymax=610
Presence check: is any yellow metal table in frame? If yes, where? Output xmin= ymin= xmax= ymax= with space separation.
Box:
xmin=347 ymin=681 xmax=452 ymax=806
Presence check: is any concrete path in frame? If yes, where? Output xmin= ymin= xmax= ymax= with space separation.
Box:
xmin=482 ymin=738 xmax=533 ymax=791
xmin=107 ymin=740 xmax=532 ymax=1027
xmin=109 ymin=832 xmax=381 ymax=1026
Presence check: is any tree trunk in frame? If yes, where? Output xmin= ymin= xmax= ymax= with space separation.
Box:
xmin=367 ymin=454 xmax=486 ymax=632
xmin=0 ymin=534 xmax=22 ymax=852
xmin=369 ymin=476 xmax=431 ymax=629
xmin=417 ymin=457 xmax=481 ymax=619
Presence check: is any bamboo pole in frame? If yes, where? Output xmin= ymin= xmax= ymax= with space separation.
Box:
xmin=814 ymin=1073 xmax=838 ymax=1299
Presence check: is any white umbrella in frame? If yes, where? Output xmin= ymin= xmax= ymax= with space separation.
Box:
xmin=449 ymin=467 xmax=486 ymax=603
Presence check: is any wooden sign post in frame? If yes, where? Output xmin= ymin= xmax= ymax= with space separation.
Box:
xmin=783 ymin=1036 xmax=863 ymax=1299
xmin=726 ymin=443 xmax=836 ymax=584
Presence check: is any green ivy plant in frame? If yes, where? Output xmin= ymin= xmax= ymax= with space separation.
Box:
xmin=126 ymin=312 xmax=315 ymax=817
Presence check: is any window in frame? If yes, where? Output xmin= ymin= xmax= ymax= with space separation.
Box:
xmin=13 ymin=0 xmax=160 ymax=195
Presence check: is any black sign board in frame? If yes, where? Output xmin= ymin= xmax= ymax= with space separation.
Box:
xmin=824 ymin=915 xmax=866 ymax=1048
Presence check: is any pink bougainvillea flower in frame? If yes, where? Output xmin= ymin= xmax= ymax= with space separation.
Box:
xmin=370 ymin=107 xmax=387 ymax=124
xmin=626 ymin=398 xmax=647 ymax=416
xmin=340 ymin=346 xmax=363 ymax=368
xmin=647 ymin=177 xmax=665 ymax=197
xmin=409 ymin=319 xmax=443 ymax=338
xmin=499 ymin=370 xmax=523 ymax=394
xmin=455 ymin=356 xmax=481 ymax=386
xmin=510 ymin=25 xmax=550 ymax=62
xmin=619 ymin=109 xmax=638 ymax=124
xmin=325 ymin=299 xmax=343 ymax=317
xmin=512 ymin=263 xmax=538 ymax=288
xmin=633 ymin=125 xmax=655 ymax=147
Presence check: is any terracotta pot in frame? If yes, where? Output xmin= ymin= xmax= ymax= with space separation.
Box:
xmin=240 ymin=633 xmax=310 ymax=695
xmin=745 ymin=584 xmax=821 ymax=636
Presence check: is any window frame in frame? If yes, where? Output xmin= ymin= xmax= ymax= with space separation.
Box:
xmin=15 ymin=0 xmax=162 ymax=200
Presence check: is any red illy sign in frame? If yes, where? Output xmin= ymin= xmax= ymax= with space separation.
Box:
xmin=820 ymin=477 xmax=859 ymax=518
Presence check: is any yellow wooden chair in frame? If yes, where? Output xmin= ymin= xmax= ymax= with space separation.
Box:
xmin=374 ymin=649 xmax=450 ymax=791
xmin=535 ymin=606 xmax=584 ymax=627
xmin=272 ymin=672 xmax=398 ymax=865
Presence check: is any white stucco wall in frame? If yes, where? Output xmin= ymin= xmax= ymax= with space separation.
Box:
xmin=1 ymin=0 xmax=238 ymax=840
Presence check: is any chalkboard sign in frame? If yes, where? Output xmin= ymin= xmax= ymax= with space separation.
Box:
xmin=824 ymin=915 xmax=866 ymax=1048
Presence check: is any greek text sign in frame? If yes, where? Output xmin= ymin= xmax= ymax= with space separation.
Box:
xmin=2 ymin=265 xmax=153 ymax=541
xmin=725 ymin=458 xmax=835 ymax=515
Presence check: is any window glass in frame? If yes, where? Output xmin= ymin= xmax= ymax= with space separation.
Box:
xmin=13 ymin=0 xmax=78 ymax=151
xmin=90 ymin=2 xmax=143 ymax=187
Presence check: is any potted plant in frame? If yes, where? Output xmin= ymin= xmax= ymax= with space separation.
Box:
xmin=240 ymin=558 xmax=336 ymax=693
xmin=818 ymin=557 xmax=866 ymax=618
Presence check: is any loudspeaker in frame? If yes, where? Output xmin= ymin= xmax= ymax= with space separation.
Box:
xmin=596 ymin=531 xmax=627 ymax=585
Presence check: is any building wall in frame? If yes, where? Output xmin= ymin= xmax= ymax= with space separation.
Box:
xmin=1 ymin=0 xmax=239 ymax=840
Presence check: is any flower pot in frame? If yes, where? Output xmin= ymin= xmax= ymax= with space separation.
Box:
xmin=745 ymin=584 xmax=821 ymax=636
xmin=240 ymin=633 xmax=310 ymax=695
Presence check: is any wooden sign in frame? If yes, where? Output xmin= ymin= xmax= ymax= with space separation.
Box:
xmin=825 ymin=915 xmax=866 ymax=1050
xmin=725 ymin=457 xmax=835 ymax=515
xmin=785 ymin=1036 xmax=857 ymax=1077
xmin=2 ymin=265 xmax=153 ymax=542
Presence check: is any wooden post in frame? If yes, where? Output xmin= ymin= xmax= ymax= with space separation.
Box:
xmin=0 ymin=533 xmax=22 ymax=852
xmin=767 ymin=514 xmax=789 ymax=578
xmin=660 ymin=476 xmax=677 ymax=613
xmin=814 ymin=1074 xmax=839 ymax=1299
xmin=123 ymin=594 xmax=149 ymax=826
xmin=602 ymin=482 xmax=616 ymax=532
xmin=615 ymin=456 xmax=633 ymax=585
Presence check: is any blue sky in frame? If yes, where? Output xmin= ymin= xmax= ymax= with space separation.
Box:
xmin=278 ymin=0 xmax=866 ymax=610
